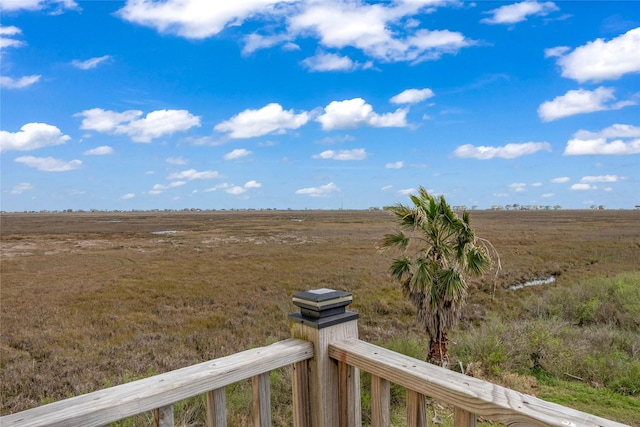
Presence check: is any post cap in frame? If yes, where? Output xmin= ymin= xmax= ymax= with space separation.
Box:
xmin=289 ymin=288 xmax=358 ymax=329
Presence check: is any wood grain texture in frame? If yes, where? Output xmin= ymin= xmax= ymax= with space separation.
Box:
xmin=338 ymin=361 xmax=361 ymax=427
xmin=1 ymin=339 xmax=313 ymax=427
xmin=252 ymin=373 xmax=271 ymax=427
xmin=370 ymin=375 xmax=390 ymax=427
xmin=328 ymin=339 xmax=628 ymax=427
xmin=205 ymin=388 xmax=226 ymax=427
xmin=454 ymin=406 xmax=477 ymax=427
xmin=406 ymin=389 xmax=426 ymax=427
xmin=291 ymin=360 xmax=310 ymax=427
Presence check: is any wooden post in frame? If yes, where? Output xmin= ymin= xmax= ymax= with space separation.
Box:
xmin=205 ymin=388 xmax=226 ymax=427
xmin=252 ymin=373 xmax=271 ymax=427
xmin=290 ymin=289 xmax=361 ymax=427
xmin=454 ymin=407 xmax=477 ymax=427
xmin=406 ymin=390 xmax=426 ymax=427
xmin=153 ymin=405 xmax=174 ymax=427
xmin=370 ymin=375 xmax=390 ymax=427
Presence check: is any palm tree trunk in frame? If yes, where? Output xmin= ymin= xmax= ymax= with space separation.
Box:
xmin=428 ymin=334 xmax=449 ymax=368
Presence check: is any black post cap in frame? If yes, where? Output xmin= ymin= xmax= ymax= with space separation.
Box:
xmin=289 ymin=288 xmax=358 ymax=329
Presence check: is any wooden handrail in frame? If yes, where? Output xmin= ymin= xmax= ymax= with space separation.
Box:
xmin=328 ymin=339 xmax=628 ymax=427
xmin=0 ymin=339 xmax=313 ymax=427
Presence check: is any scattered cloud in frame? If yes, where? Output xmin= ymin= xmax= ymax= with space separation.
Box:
xmin=453 ymin=142 xmax=551 ymax=159
xmin=570 ymin=183 xmax=593 ymax=191
xmin=71 ymin=55 xmax=111 ymax=70
xmin=295 ymin=182 xmax=340 ymax=198
xmin=223 ymin=180 xmax=262 ymax=195
xmin=537 ymin=87 xmax=633 ymax=121
xmin=481 ymin=1 xmax=559 ymax=25
xmin=302 ymin=52 xmax=372 ymax=72
xmin=76 ymin=108 xmax=201 ymax=142
xmin=166 ymin=169 xmax=222 ymax=180
xmin=166 ymin=156 xmax=188 ymax=165
xmin=317 ymin=98 xmax=407 ymax=130
xmin=581 ymin=175 xmax=622 ymax=183
xmin=0 ymin=75 xmax=41 ymax=89
xmin=0 ymin=25 xmax=25 ymax=50
xmin=385 ymin=161 xmax=404 ymax=169
xmin=215 ymin=103 xmax=310 ymax=139
xmin=390 ymin=88 xmax=434 ymax=104
xmin=10 ymin=182 xmax=33 ymax=194
xmin=0 ymin=0 xmax=78 ymax=12
xmin=551 ymin=27 xmax=640 ymax=82
xmin=224 ymin=148 xmax=252 ymax=160
xmin=381 ymin=185 xmax=393 ymax=191
xmin=509 ymin=183 xmax=527 ymax=192
xmin=313 ymin=148 xmax=367 ymax=160
xmin=121 ymin=193 xmax=135 ymax=200
xmin=14 ymin=156 xmax=82 ymax=172
xmin=398 ymin=188 xmax=417 ymax=195
xmin=564 ymin=124 xmax=640 ymax=155
xmin=116 ymin=0 xmax=471 ymax=64
xmin=149 ymin=181 xmax=186 ymax=195
xmin=83 ymin=145 xmax=113 ymax=155
xmin=551 ymin=176 xmax=570 ymax=183
xmin=116 ymin=0 xmax=287 ymax=39
xmin=316 ymin=134 xmax=355 ymax=145
xmin=0 ymin=122 xmax=70 ymax=152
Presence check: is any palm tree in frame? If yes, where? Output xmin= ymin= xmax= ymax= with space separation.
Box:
xmin=382 ymin=187 xmax=493 ymax=367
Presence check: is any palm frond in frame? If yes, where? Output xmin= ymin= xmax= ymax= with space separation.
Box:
xmin=389 ymin=257 xmax=413 ymax=282
xmin=381 ymin=232 xmax=409 ymax=251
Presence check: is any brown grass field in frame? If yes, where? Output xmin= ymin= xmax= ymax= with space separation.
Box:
xmin=1 ymin=209 xmax=639 ymax=422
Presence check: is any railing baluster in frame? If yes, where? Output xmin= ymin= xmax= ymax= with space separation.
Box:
xmin=406 ymin=390 xmax=426 ymax=427
xmin=370 ymin=375 xmax=390 ymax=427
xmin=292 ymin=360 xmax=311 ymax=427
xmin=338 ymin=360 xmax=361 ymax=427
xmin=206 ymin=388 xmax=227 ymax=427
xmin=454 ymin=406 xmax=477 ymax=427
xmin=252 ymin=372 xmax=271 ymax=427
xmin=153 ymin=405 xmax=174 ymax=427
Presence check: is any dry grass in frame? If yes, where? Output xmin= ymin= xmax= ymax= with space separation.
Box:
xmin=1 ymin=209 xmax=639 ymax=421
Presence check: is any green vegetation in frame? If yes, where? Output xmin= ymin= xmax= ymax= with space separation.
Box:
xmin=1 ymin=210 xmax=639 ymax=425
xmin=382 ymin=188 xmax=494 ymax=366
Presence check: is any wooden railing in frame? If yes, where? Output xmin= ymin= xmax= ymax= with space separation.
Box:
xmin=0 ymin=289 xmax=629 ymax=427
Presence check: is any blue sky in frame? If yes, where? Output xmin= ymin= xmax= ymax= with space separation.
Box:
xmin=1 ymin=0 xmax=639 ymax=211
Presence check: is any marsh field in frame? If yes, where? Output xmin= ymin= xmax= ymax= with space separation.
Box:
xmin=1 ymin=209 xmax=639 ymax=425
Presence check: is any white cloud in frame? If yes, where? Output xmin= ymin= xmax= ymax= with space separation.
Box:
xmin=166 ymin=169 xmax=222 ymax=180
xmin=14 ymin=156 xmax=82 ymax=172
xmin=242 ymin=33 xmax=293 ymax=55
xmin=381 ymin=185 xmax=393 ymax=191
xmin=390 ymin=88 xmax=434 ymax=104
xmin=215 ymin=103 xmax=310 ymax=139
xmin=398 ymin=188 xmax=417 ymax=196
xmin=83 ymin=145 xmax=113 ymax=155
xmin=0 ymin=25 xmax=24 ymax=50
xmin=544 ymin=46 xmax=569 ymax=58
xmin=289 ymin=2 xmax=472 ymax=63
xmin=71 ymin=55 xmax=111 ymax=70
xmin=570 ymin=183 xmax=594 ymax=191
xmin=551 ymin=177 xmax=570 ymax=183
xmin=10 ymin=182 xmax=33 ymax=194
xmin=76 ymin=108 xmax=201 ymax=142
xmin=149 ymin=181 xmax=187 ymax=195
xmin=509 ymin=183 xmax=527 ymax=192
xmin=223 ymin=180 xmax=261 ymax=195
xmin=0 ymin=122 xmax=70 ymax=152
xmin=302 ymin=52 xmax=369 ymax=72
xmin=581 ymin=175 xmax=621 ymax=183
xmin=542 ymin=193 xmax=555 ymax=198
xmin=453 ymin=142 xmax=551 ymax=159
xmin=553 ymin=27 xmax=640 ymax=82
xmin=481 ymin=1 xmax=558 ymax=25
xmin=317 ymin=98 xmax=407 ymax=130
xmin=166 ymin=156 xmax=188 ymax=165
xmin=0 ymin=0 xmax=78 ymax=12
xmin=565 ymin=124 xmax=640 ymax=155
xmin=313 ymin=148 xmax=367 ymax=160
xmin=116 ymin=0 xmax=291 ymax=39
xmin=537 ymin=87 xmax=633 ymax=122
xmin=224 ymin=148 xmax=252 ymax=160
xmin=295 ymin=182 xmax=340 ymax=198
xmin=0 ymin=75 xmax=41 ymax=89
xmin=121 ymin=193 xmax=135 ymax=200
xmin=385 ymin=161 xmax=404 ymax=169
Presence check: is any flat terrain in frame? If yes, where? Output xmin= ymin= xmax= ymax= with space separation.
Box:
xmin=1 ymin=209 xmax=639 ymax=417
